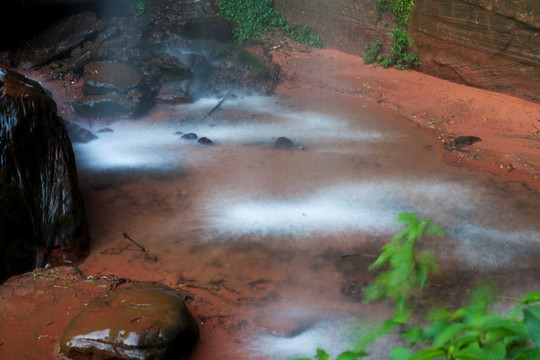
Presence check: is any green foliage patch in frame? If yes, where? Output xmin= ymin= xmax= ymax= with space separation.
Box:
xmin=376 ymin=0 xmax=414 ymax=29
xmin=218 ymin=0 xmax=322 ymax=47
xmin=363 ymin=0 xmax=418 ymax=70
xmin=295 ymin=212 xmax=540 ymax=360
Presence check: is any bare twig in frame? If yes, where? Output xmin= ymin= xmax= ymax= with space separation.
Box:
xmin=120 ymin=226 xmax=158 ymax=262
xmin=201 ymin=87 xmax=233 ymax=121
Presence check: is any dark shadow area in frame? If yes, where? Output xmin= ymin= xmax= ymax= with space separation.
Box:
xmin=1 ymin=0 xmax=132 ymax=50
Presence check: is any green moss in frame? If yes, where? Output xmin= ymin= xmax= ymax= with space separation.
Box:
xmin=363 ymin=0 xmax=419 ymax=70
xmin=218 ymin=0 xmax=322 ymax=48
xmin=236 ymin=49 xmax=270 ymax=79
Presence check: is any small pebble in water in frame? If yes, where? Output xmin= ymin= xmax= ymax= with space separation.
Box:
xmin=198 ymin=137 xmax=213 ymax=145
xmin=181 ymin=133 xmax=198 ymax=141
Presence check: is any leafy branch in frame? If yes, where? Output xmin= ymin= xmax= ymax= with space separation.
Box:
xmin=296 ymin=212 xmax=540 ymax=360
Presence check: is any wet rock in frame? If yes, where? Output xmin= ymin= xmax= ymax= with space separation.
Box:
xmin=155 ymin=80 xmax=194 ymax=104
xmin=63 ymin=119 xmax=98 ymax=143
xmin=15 ymin=11 xmax=103 ymax=69
xmin=72 ymin=95 xmax=138 ymax=117
xmin=447 ymin=135 xmax=482 ymax=150
xmin=181 ymin=133 xmax=198 ymax=141
xmin=197 ymin=137 xmax=213 ymax=145
xmin=273 ymin=137 xmax=295 ymax=149
xmin=183 ymin=17 xmax=233 ymax=42
xmin=82 ymin=62 xmax=142 ymax=96
xmin=97 ymin=127 xmax=114 ymax=133
xmin=60 ymin=282 xmax=199 ymax=360
xmin=0 ymin=67 xmax=88 ymax=281
xmin=143 ymin=56 xmax=190 ymax=83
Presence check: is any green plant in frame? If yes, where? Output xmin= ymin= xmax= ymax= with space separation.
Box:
xmin=388 ymin=286 xmax=540 ymax=360
xmin=376 ymin=0 xmax=414 ymax=29
xmin=388 ymin=29 xmax=419 ymax=70
xmin=218 ymin=0 xmax=285 ymax=44
xmin=284 ymin=23 xmax=323 ymax=48
xmin=363 ymin=212 xmax=443 ymax=311
xmin=135 ymin=0 xmax=144 ymax=15
xmin=365 ymin=0 xmax=419 ymax=69
xmin=363 ymin=40 xmax=383 ymax=64
xmin=297 ymin=212 xmax=540 ymax=360
xmin=218 ymin=0 xmax=322 ymax=47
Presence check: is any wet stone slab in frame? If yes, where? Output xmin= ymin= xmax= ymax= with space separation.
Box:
xmin=60 ymin=282 xmax=199 ymax=360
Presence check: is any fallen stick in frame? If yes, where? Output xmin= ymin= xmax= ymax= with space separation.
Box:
xmin=120 ymin=227 xmax=158 ymax=262
xmin=200 ymin=87 xmax=233 ymax=121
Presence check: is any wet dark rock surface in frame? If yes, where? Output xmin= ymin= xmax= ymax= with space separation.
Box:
xmin=181 ymin=132 xmax=198 ymax=141
xmin=61 ymin=282 xmax=199 ymax=360
xmin=15 ymin=11 xmax=103 ymax=69
xmin=1 ymin=0 xmax=278 ymax=118
xmin=197 ymin=137 xmax=213 ymax=145
xmin=64 ymin=119 xmax=98 ymax=143
xmin=0 ymin=67 xmax=88 ymax=281
xmin=82 ymin=62 xmax=141 ymax=96
xmin=273 ymin=136 xmax=295 ymax=150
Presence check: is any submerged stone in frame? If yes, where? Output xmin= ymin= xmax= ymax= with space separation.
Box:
xmin=197 ymin=137 xmax=213 ymax=145
xmin=181 ymin=133 xmax=198 ymax=141
xmin=72 ymin=95 xmax=137 ymax=117
xmin=0 ymin=67 xmax=88 ymax=281
xmin=273 ymin=137 xmax=295 ymax=149
xmin=60 ymin=282 xmax=199 ymax=360
xmin=63 ymin=119 xmax=98 ymax=143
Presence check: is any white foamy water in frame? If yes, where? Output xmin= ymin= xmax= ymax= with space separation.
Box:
xmin=246 ymin=314 xmax=368 ymax=360
xmin=206 ymin=181 xmax=473 ymax=238
xmin=74 ymin=94 xmax=540 ymax=360
xmin=73 ymin=96 xmax=385 ymax=171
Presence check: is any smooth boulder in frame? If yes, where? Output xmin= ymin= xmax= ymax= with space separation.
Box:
xmin=0 ymin=67 xmax=88 ymax=281
xmin=60 ymin=282 xmax=199 ymax=360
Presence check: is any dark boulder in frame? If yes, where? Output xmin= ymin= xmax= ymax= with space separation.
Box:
xmin=197 ymin=137 xmax=213 ymax=145
xmin=72 ymin=95 xmax=138 ymax=117
xmin=63 ymin=119 xmax=98 ymax=143
xmin=273 ymin=137 xmax=295 ymax=150
xmin=181 ymin=133 xmax=198 ymax=141
xmin=183 ymin=17 xmax=233 ymax=42
xmin=155 ymin=80 xmax=194 ymax=104
xmin=82 ymin=62 xmax=142 ymax=96
xmin=60 ymin=282 xmax=199 ymax=360
xmin=0 ymin=67 xmax=88 ymax=281
xmin=15 ymin=11 xmax=103 ymax=69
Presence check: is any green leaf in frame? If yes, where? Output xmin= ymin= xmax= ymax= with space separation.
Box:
xmin=335 ymin=350 xmax=369 ymax=360
xmin=432 ymin=323 xmax=469 ymax=347
xmin=423 ymin=320 xmax=452 ymax=340
xmin=408 ymin=348 xmax=446 ymax=360
xmin=524 ymin=306 xmax=540 ymax=349
xmin=389 ymin=347 xmax=413 ymax=360
xmin=315 ymin=348 xmax=330 ymax=360
xmin=521 ymin=292 xmax=540 ymax=305
xmin=450 ymin=333 xmax=481 ymax=349
xmin=482 ymin=341 xmax=506 ymax=360
xmin=401 ymin=327 xmax=423 ymax=344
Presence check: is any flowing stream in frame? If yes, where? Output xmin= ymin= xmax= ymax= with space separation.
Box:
xmin=74 ymin=89 xmax=540 ymax=359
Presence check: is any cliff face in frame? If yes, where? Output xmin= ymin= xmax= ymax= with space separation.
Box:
xmin=410 ymin=0 xmax=540 ymax=102
xmin=274 ymin=0 xmax=540 ymax=102
xmin=274 ymin=0 xmax=396 ymax=57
